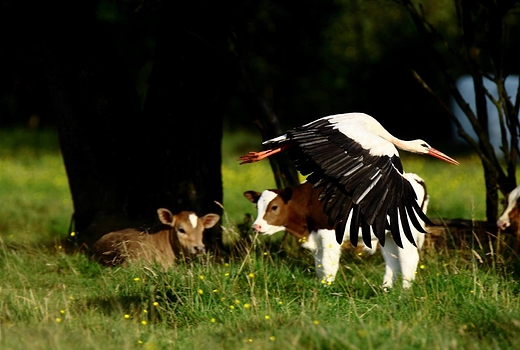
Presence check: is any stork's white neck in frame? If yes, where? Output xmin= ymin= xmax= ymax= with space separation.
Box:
xmin=390 ymin=138 xmax=430 ymax=154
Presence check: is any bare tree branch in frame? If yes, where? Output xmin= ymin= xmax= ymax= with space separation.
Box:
xmin=400 ymin=0 xmax=520 ymax=220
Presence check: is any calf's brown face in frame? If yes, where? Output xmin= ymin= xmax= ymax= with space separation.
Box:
xmin=243 ymin=188 xmax=292 ymax=235
xmin=157 ymin=209 xmax=220 ymax=255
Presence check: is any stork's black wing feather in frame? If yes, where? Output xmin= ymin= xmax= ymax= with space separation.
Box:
xmin=265 ymin=117 xmax=430 ymax=248
xmin=399 ymin=201 xmax=417 ymax=247
xmin=348 ymin=205 xmax=360 ymax=247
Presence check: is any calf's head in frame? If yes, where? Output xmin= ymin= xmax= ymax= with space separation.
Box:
xmin=497 ymin=186 xmax=520 ymax=232
xmin=243 ymin=188 xmax=293 ymax=235
xmin=157 ymin=208 xmax=220 ymax=255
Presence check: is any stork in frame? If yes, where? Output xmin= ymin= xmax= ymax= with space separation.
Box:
xmin=238 ymin=112 xmax=459 ymax=248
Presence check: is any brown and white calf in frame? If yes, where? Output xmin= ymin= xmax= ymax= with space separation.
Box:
xmin=92 ymin=208 xmax=220 ymax=269
xmin=497 ymin=185 xmax=520 ymax=232
xmin=244 ymin=172 xmax=429 ymax=289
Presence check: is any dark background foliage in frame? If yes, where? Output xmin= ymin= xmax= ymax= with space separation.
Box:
xmin=1 ymin=0 xmax=484 ymax=144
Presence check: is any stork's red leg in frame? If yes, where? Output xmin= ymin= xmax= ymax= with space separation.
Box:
xmin=238 ymin=144 xmax=292 ymax=164
xmin=237 ymin=148 xmax=281 ymax=164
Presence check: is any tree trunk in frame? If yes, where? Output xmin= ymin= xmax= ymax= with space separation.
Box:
xmin=238 ymin=63 xmax=300 ymax=189
xmin=140 ymin=1 xmax=238 ymax=253
xmin=8 ymin=0 xmax=147 ymax=245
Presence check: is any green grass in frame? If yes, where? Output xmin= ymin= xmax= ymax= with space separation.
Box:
xmin=1 ymin=127 xmax=519 ymax=350
xmin=0 ymin=129 xmax=72 ymax=245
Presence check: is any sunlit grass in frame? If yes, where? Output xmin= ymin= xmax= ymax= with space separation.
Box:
xmin=400 ymin=152 xmax=486 ymax=221
xmin=0 ymin=129 xmax=72 ymax=244
xmin=1 ymin=236 xmax=519 ymax=350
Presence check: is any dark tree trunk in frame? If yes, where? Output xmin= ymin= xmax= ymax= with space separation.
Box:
xmin=140 ymin=1 xmax=238 ymax=252
xmin=2 ymin=0 xmax=143 ymax=244
xmin=3 ymin=0 xmax=238 ymax=253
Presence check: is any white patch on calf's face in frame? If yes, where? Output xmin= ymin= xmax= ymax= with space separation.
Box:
xmin=252 ymin=190 xmax=285 ymax=235
xmin=171 ymin=212 xmax=205 ymax=255
xmin=256 ymin=190 xmax=278 ymax=215
xmin=188 ymin=213 xmax=198 ymax=229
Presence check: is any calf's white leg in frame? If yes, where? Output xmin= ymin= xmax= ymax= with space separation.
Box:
xmin=398 ymin=237 xmax=421 ymax=289
xmin=380 ymin=234 xmax=401 ymax=289
xmin=313 ymin=229 xmax=342 ymax=284
xmin=380 ymin=232 xmax=422 ymax=290
xmin=300 ymin=231 xmax=318 ymax=253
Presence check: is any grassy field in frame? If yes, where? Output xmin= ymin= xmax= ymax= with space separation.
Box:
xmin=1 ymin=127 xmax=519 ymax=350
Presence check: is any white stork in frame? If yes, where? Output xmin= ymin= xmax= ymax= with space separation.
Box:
xmin=238 ymin=112 xmax=459 ymax=248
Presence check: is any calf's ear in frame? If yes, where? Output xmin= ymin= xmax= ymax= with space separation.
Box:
xmin=201 ymin=214 xmax=220 ymax=228
xmin=157 ymin=208 xmax=175 ymax=225
xmin=243 ymin=191 xmax=261 ymax=203
xmin=279 ymin=187 xmax=293 ymax=203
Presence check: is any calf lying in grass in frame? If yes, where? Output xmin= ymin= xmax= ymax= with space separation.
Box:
xmin=92 ymin=208 xmax=220 ymax=269
xmin=244 ymin=172 xmax=429 ymax=289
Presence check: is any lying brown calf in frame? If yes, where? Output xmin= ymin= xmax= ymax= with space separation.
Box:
xmin=92 ymin=208 xmax=220 ymax=268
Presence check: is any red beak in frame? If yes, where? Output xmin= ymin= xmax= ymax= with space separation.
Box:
xmin=428 ymin=148 xmax=460 ymax=165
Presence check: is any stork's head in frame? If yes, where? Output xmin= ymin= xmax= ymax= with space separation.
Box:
xmin=403 ymin=139 xmax=460 ymax=166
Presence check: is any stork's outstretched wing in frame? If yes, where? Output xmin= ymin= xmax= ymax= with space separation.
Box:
xmin=264 ymin=117 xmax=433 ymax=248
